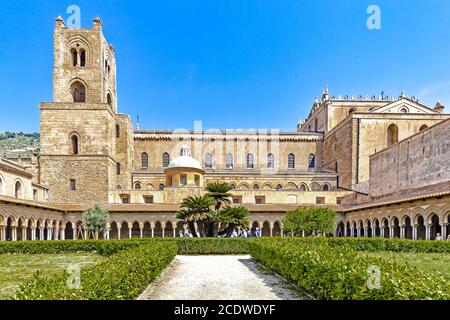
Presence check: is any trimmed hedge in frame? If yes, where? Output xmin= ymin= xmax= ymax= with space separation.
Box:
xmin=249 ymin=238 xmax=450 ymax=300
xmin=176 ymin=238 xmax=249 ymax=255
xmin=15 ymin=241 xmax=177 ymax=300
xmin=320 ymin=238 xmax=450 ymax=254
xmin=0 ymin=238 xmax=250 ymax=255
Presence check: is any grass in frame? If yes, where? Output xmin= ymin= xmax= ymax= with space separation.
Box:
xmin=0 ymin=253 xmax=105 ymax=300
xmin=361 ymin=251 xmax=450 ymax=280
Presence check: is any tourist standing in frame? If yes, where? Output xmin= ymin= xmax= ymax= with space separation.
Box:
xmin=436 ymin=233 xmax=443 ymax=240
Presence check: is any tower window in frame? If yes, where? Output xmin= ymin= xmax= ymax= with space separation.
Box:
xmin=134 ymin=182 xmax=142 ymax=190
xmin=71 ymin=49 xmax=78 ymax=66
xmin=80 ymin=50 xmax=86 ymax=67
xmin=70 ymin=179 xmax=76 ymax=191
xmin=71 ymin=81 xmax=86 ymax=103
xmin=15 ymin=180 xmax=23 ymax=198
xmin=116 ymin=162 xmax=121 ymax=175
xmin=107 ymin=93 xmax=113 ymax=107
xmin=71 ymin=135 xmax=79 ymax=155
xmin=115 ymin=124 xmax=120 ymax=138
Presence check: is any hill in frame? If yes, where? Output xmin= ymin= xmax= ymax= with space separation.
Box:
xmin=0 ymin=132 xmax=40 ymax=158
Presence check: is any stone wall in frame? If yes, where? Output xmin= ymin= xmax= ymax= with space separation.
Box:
xmin=369 ymin=118 xmax=450 ymax=198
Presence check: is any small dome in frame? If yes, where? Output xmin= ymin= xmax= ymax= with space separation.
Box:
xmin=167 ymin=156 xmax=202 ymax=170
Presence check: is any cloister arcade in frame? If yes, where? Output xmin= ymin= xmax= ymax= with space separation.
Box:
xmin=0 ymin=210 xmax=285 ymax=241
xmin=336 ymin=204 xmax=450 ymax=241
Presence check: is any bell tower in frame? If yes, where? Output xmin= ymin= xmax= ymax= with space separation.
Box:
xmin=39 ymin=17 xmax=131 ymax=204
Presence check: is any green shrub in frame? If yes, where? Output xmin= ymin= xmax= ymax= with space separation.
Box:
xmin=176 ymin=238 xmax=249 ymax=255
xmin=15 ymin=241 xmax=177 ymax=300
xmin=249 ymin=238 xmax=450 ymax=300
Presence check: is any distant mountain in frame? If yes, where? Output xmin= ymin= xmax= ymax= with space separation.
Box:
xmin=0 ymin=132 xmax=40 ymax=158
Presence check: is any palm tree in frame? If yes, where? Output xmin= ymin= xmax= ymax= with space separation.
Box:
xmin=205 ymin=182 xmax=233 ymax=211
xmin=217 ymin=206 xmax=250 ymax=237
xmin=176 ymin=195 xmax=215 ymax=237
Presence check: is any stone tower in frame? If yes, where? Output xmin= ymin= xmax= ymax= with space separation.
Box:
xmin=39 ymin=17 xmax=133 ymax=204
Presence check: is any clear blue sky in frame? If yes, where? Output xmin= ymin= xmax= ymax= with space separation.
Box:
xmin=1 ymin=0 xmax=450 ymax=132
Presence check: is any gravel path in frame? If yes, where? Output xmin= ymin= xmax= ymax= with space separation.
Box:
xmin=138 ymin=255 xmax=300 ymax=300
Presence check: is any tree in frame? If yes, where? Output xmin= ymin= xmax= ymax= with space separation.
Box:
xmin=217 ymin=206 xmax=250 ymax=237
xmin=176 ymin=195 xmax=215 ymax=237
xmin=205 ymin=182 xmax=232 ymax=210
xmin=282 ymin=207 xmax=335 ymax=237
xmin=82 ymin=205 xmax=110 ymax=239
xmin=204 ymin=182 xmax=233 ymax=236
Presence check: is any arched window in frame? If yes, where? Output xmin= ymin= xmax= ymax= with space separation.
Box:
xmin=15 ymin=180 xmax=23 ymax=199
xmin=288 ymin=154 xmax=295 ymax=169
xmin=71 ymin=81 xmax=86 ymax=103
xmin=267 ymin=153 xmax=274 ymax=168
xmin=71 ymin=49 xmax=78 ymax=66
xmin=226 ymin=153 xmax=233 ymax=169
xmin=107 ymin=93 xmax=113 ymax=107
xmin=387 ymin=124 xmax=399 ymax=147
xmin=116 ymin=162 xmax=121 ymax=175
xmin=247 ymin=153 xmax=254 ymax=169
xmin=115 ymin=124 xmax=120 ymax=138
xmin=80 ymin=50 xmax=86 ymax=67
xmin=141 ymin=152 xmax=149 ymax=169
xmin=162 ymin=153 xmax=170 ymax=167
xmin=205 ymin=153 xmax=213 ymax=169
xmin=229 ymin=183 xmax=236 ymax=190
xmin=71 ymin=134 xmax=79 ymax=155
xmin=348 ymin=108 xmax=356 ymax=115
xmin=419 ymin=124 xmax=428 ymax=132
xmin=253 ymin=184 xmax=259 ymax=190
xmin=276 ymin=184 xmax=283 ymax=191
xmin=308 ymin=154 xmax=315 ymax=169
xmin=134 ymin=182 xmax=142 ymax=190
xmin=322 ymin=184 xmax=330 ymax=191
xmin=159 ymin=183 xmax=165 ymax=191
xmin=299 ymin=183 xmax=307 ymax=191
xmin=399 ymin=107 xmax=409 ymax=113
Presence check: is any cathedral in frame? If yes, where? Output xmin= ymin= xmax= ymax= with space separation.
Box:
xmin=0 ymin=17 xmax=449 ymax=241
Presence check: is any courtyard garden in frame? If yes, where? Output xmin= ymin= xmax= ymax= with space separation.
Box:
xmin=1 ymin=237 xmax=450 ymax=300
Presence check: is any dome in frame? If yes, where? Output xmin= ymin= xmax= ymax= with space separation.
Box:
xmin=167 ymin=155 xmax=202 ymax=170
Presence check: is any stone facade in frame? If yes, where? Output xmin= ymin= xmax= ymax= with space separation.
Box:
xmin=1 ymin=17 xmax=450 ymax=241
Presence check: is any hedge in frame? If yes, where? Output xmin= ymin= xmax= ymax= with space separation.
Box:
xmin=314 ymin=238 xmax=450 ymax=254
xmin=249 ymin=238 xmax=450 ymax=300
xmin=15 ymin=241 xmax=177 ymax=300
xmin=0 ymin=238 xmax=250 ymax=255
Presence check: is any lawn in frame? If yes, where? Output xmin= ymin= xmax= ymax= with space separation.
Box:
xmin=0 ymin=253 xmax=105 ymax=300
xmin=361 ymin=251 xmax=450 ymax=280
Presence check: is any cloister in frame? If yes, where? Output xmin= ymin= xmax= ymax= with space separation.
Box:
xmin=0 ymin=214 xmax=284 ymax=241
xmin=336 ymin=203 xmax=450 ymax=240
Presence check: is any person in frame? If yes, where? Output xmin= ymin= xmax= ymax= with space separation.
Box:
xmin=178 ymin=231 xmax=184 ymax=238
xmin=231 ymin=229 xmax=238 ymax=238
xmin=183 ymin=229 xmax=190 ymax=238
xmin=436 ymin=233 xmax=443 ymax=240
xmin=255 ymin=227 xmax=261 ymax=238
xmin=247 ymin=230 xmax=253 ymax=238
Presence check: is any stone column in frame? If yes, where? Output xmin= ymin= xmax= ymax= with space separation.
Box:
xmin=60 ymin=229 xmax=65 ymax=240
xmin=117 ymin=228 xmax=121 ymax=239
xmin=21 ymin=227 xmax=27 ymax=241
xmin=54 ymin=228 xmax=59 ymax=240
xmin=412 ymin=225 xmax=417 ymax=240
xmin=442 ymin=223 xmax=448 ymax=240
xmin=11 ymin=227 xmax=17 ymax=241
xmin=173 ymin=228 xmax=176 ymax=238
xmin=356 ymin=228 xmax=361 ymax=238
xmin=380 ymin=227 xmax=384 ymax=238
xmin=400 ymin=226 xmax=405 ymax=239
xmin=47 ymin=228 xmax=53 ymax=240
xmin=140 ymin=227 xmax=143 ymax=239
xmin=39 ymin=227 xmax=44 ymax=240
xmin=426 ymin=224 xmax=431 ymax=240
xmin=270 ymin=223 xmax=273 ymax=237
xmin=0 ymin=227 xmax=5 ymax=241
xmin=389 ymin=226 xmax=394 ymax=239
xmin=372 ymin=226 xmax=377 ymax=238
xmin=83 ymin=228 xmax=88 ymax=240
xmin=151 ymin=228 xmax=154 ymax=238
xmin=31 ymin=228 xmax=36 ymax=241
